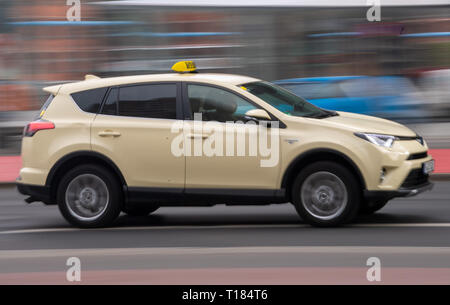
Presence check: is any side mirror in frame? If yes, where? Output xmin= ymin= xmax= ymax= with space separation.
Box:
xmin=244 ymin=109 xmax=271 ymax=121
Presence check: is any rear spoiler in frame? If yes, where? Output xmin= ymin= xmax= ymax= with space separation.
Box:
xmin=42 ymin=74 xmax=100 ymax=95
xmin=43 ymin=84 xmax=62 ymax=95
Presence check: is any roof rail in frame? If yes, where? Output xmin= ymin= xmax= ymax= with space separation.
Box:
xmin=84 ymin=74 xmax=101 ymax=80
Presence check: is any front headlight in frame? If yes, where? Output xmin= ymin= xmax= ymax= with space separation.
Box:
xmin=355 ymin=133 xmax=396 ymax=148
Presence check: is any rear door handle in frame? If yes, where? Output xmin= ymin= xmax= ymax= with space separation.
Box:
xmin=187 ymin=134 xmax=209 ymax=139
xmin=98 ymin=130 xmax=121 ymax=137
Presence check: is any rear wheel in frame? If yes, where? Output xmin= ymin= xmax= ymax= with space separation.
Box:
xmin=291 ymin=161 xmax=361 ymax=227
xmin=122 ymin=206 xmax=159 ymax=216
xmin=57 ymin=164 xmax=122 ymax=228
xmin=360 ymin=199 xmax=389 ymax=215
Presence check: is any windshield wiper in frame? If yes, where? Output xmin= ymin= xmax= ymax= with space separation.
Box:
xmin=304 ymin=110 xmax=338 ymax=119
xmin=321 ymin=110 xmax=339 ymax=118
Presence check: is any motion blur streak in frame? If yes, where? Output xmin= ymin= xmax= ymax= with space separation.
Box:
xmin=0 ymin=182 xmax=450 ymax=284
xmin=2 ymin=268 xmax=450 ymax=285
xmin=0 ymin=1 xmax=449 ymax=155
xmin=0 ymin=0 xmax=449 ymax=285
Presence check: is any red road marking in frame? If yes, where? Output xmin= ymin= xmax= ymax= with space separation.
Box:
xmin=0 ymin=156 xmax=21 ymax=183
xmin=0 ymin=149 xmax=449 ymax=183
xmin=429 ymin=149 xmax=450 ymax=173
xmin=0 ymin=267 xmax=449 ymax=285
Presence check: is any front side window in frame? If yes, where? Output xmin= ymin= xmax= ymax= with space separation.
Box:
xmin=187 ymin=84 xmax=258 ymax=122
xmin=241 ymin=81 xmax=331 ymax=118
xmin=116 ymin=84 xmax=177 ymax=119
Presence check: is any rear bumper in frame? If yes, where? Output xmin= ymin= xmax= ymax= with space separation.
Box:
xmin=364 ymin=182 xmax=434 ymax=201
xmin=16 ymin=183 xmax=52 ymax=204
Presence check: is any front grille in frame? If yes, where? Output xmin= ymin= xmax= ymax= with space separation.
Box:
xmin=397 ymin=135 xmax=424 ymax=146
xmin=401 ymin=168 xmax=429 ymax=188
xmin=407 ymin=152 xmax=428 ymax=160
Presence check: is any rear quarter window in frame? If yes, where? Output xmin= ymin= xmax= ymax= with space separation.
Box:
xmin=71 ymin=87 xmax=108 ymax=113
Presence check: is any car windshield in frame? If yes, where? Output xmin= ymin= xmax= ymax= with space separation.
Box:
xmin=240 ymin=81 xmax=332 ymax=118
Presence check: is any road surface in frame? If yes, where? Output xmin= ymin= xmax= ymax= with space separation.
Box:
xmin=0 ymin=181 xmax=449 ymax=284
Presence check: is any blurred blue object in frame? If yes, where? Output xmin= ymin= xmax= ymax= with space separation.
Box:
xmin=400 ymin=32 xmax=450 ymax=37
xmin=274 ymin=76 xmax=425 ymax=121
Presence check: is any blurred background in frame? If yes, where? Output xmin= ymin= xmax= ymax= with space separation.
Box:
xmin=0 ymin=0 xmax=449 ymax=159
xmin=0 ymin=1 xmax=449 ymax=285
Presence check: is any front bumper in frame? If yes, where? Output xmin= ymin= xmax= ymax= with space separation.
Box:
xmin=364 ymin=181 xmax=434 ymax=201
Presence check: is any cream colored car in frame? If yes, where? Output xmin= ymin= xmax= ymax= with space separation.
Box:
xmin=17 ymin=61 xmax=434 ymax=228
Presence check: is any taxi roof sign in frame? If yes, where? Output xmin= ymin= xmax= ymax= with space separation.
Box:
xmin=171 ymin=61 xmax=197 ymax=73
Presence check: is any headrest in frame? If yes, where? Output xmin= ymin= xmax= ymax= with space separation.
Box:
xmin=203 ymin=95 xmax=237 ymax=114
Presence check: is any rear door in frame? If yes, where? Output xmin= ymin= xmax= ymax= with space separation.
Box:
xmin=91 ymin=82 xmax=185 ymax=188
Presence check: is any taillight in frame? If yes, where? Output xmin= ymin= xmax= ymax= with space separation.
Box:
xmin=24 ymin=120 xmax=55 ymax=137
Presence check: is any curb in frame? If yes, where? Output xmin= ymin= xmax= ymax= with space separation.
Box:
xmin=2 ymin=174 xmax=450 ymax=188
xmin=0 ymin=182 xmax=17 ymax=188
xmin=430 ymin=174 xmax=450 ymax=181
xmin=1 ymin=150 xmax=449 ymax=186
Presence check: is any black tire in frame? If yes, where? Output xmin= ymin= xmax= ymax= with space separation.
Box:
xmin=57 ymin=164 xmax=123 ymax=228
xmin=122 ymin=206 xmax=159 ymax=216
xmin=360 ymin=199 xmax=389 ymax=215
xmin=291 ymin=161 xmax=361 ymax=227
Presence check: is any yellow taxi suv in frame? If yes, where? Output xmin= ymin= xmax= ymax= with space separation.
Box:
xmin=16 ymin=61 xmax=434 ymax=228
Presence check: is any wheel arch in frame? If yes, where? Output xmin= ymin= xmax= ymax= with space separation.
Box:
xmin=281 ymin=148 xmax=366 ymax=202
xmin=46 ymin=151 xmax=127 ymax=203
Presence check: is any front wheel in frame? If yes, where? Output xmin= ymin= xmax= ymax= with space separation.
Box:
xmin=291 ymin=161 xmax=361 ymax=227
xmin=57 ymin=164 xmax=123 ymax=228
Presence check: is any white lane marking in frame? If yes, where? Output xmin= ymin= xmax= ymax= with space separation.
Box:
xmin=1 ymin=246 xmax=450 ymax=259
xmin=0 ymin=224 xmax=306 ymax=234
xmin=1 ymin=222 xmax=450 ymax=235
xmin=352 ymin=223 xmax=450 ymax=227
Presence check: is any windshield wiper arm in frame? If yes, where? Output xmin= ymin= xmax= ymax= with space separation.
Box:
xmin=304 ymin=110 xmax=338 ymax=119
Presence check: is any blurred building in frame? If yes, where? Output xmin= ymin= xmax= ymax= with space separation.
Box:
xmin=0 ymin=1 xmax=449 ymax=112
xmin=0 ymin=0 xmax=447 ymax=153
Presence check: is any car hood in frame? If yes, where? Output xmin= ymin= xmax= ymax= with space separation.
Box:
xmin=322 ymin=111 xmax=417 ymax=137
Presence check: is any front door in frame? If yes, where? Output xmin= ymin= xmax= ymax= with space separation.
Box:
xmin=181 ymin=83 xmax=280 ymax=190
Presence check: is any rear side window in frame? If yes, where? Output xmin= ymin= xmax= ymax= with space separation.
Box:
xmin=71 ymin=87 xmax=108 ymax=113
xmin=117 ymin=84 xmax=177 ymax=119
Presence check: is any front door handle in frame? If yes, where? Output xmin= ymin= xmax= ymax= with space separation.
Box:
xmin=98 ymin=130 xmax=121 ymax=137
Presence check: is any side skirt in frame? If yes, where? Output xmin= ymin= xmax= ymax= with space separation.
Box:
xmin=126 ymin=187 xmax=287 ymax=207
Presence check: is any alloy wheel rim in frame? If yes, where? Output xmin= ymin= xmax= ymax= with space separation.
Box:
xmin=301 ymin=171 xmax=348 ymax=220
xmin=65 ymin=174 xmax=109 ymax=221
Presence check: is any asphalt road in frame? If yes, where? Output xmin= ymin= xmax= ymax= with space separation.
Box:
xmin=0 ymin=182 xmax=449 ymax=284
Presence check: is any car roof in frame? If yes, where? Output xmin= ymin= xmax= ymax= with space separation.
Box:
xmin=44 ymin=73 xmax=261 ymax=95
xmin=274 ymin=76 xmax=367 ymax=84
